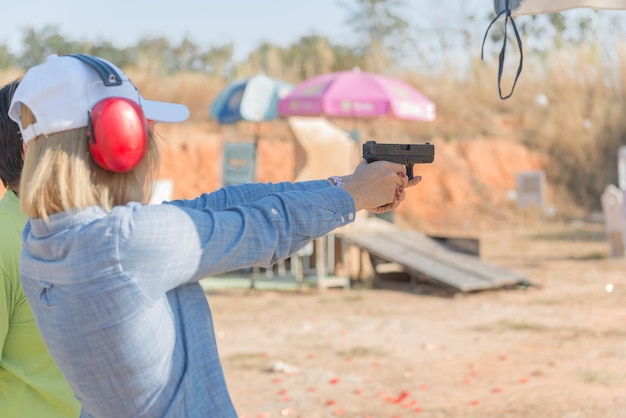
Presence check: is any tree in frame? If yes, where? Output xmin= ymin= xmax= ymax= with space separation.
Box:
xmin=196 ymin=44 xmax=234 ymax=77
xmin=285 ymin=35 xmax=336 ymax=80
xmin=19 ymin=26 xmax=81 ymax=68
xmin=339 ymin=0 xmax=412 ymax=70
xmin=0 ymin=45 xmax=17 ymax=70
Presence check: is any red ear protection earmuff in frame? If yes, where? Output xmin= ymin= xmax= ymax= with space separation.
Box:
xmin=68 ymin=54 xmax=148 ymax=173
xmin=88 ymin=98 xmax=148 ymax=172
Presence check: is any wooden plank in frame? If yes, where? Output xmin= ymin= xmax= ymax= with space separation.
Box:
xmin=340 ymin=224 xmax=527 ymax=292
xmin=391 ymin=232 xmax=523 ymax=283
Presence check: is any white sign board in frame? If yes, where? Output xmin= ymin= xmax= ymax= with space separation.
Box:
xmin=516 ymin=170 xmax=546 ymax=211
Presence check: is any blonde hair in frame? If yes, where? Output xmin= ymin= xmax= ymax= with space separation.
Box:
xmin=19 ymin=105 xmax=160 ymax=221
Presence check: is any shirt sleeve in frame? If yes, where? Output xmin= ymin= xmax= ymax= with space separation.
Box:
xmin=164 ymin=180 xmax=331 ymax=211
xmin=117 ymin=184 xmax=354 ymax=301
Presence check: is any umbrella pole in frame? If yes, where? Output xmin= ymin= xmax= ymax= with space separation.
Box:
xmin=253 ymin=122 xmax=260 ymax=144
xmin=347 ymin=118 xmax=362 ymax=143
xmin=347 ymin=118 xmax=362 ymax=169
xmin=247 ymin=123 xmax=259 ymax=183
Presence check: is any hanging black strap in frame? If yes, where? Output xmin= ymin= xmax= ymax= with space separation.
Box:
xmin=481 ymin=0 xmax=524 ymax=100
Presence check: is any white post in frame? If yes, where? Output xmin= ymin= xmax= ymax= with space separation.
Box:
xmin=618 ymin=146 xmax=626 ymax=257
xmin=618 ymin=146 xmax=626 ymax=190
xmin=315 ymin=237 xmax=327 ymax=291
xmin=601 ymin=184 xmax=625 ymax=257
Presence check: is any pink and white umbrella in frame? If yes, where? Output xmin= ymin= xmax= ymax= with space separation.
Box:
xmin=277 ymin=68 xmax=436 ymax=122
xmin=494 ymin=0 xmax=626 ymax=15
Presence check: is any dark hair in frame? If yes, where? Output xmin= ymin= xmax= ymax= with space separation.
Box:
xmin=0 ymin=79 xmax=22 ymax=189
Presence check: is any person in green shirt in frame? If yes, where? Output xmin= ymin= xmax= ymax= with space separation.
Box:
xmin=0 ymin=79 xmax=80 ymax=417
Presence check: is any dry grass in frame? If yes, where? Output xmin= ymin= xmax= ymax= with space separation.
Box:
xmin=2 ymin=39 xmax=624 ymax=213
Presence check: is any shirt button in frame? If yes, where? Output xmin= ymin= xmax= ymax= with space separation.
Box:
xmin=341 ymin=216 xmax=345 ymax=223
xmin=271 ymin=208 xmax=278 ymax=216
xmin=348 ymin=213 xmax=354 ymax=220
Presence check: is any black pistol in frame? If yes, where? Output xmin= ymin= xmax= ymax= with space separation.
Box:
xmin=362 ymin=141 xmax=434 ymax=179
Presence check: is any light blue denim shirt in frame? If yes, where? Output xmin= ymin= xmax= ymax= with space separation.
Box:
xmin=20 ymin=180 xmax=355 ymax=418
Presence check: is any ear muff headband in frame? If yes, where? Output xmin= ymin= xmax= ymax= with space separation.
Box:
xmin=67 ymin=54 xmax=148 ymax=173
xmin=68 ymin=54 xmax=123 ymax=86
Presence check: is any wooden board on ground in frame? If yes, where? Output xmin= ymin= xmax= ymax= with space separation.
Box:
xmin=338 ymin=218 xmax=528 ymax=293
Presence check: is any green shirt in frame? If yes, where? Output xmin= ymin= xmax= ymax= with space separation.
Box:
xmin=0 ymin=189 xmax=80 ymax=417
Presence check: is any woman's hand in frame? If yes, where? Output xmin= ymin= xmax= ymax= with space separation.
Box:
xmin=340 ymin=159 xmax=422 ymax=212
xmin=367 ymin=174 xmax=422 ymax=214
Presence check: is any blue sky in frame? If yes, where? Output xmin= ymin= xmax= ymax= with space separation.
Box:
xmin=3 ymin=1 xmax=626 ymax=64
xmin=1 ymin=0 xmax=491 ymax=60
xmin=2 ymin=0 xmax=356 ymax=58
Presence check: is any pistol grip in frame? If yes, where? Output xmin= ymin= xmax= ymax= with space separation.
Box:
xmin=405 ymin=164 xmax=414 ymax=180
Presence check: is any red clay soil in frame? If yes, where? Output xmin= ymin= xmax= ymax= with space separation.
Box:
xmin=0 ymin=121 xmax=547 ymax=232
xmin=155 ymin=121 xmax=548 ymax=233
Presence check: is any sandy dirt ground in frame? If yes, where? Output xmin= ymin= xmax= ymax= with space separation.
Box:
xmin=206 ymin=222 xmax=626 ymax=418
xmin=3 ymin=121 xmax=620 ymax=417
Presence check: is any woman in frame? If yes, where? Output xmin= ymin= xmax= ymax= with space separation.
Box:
xmin=11 ymin=54 xmax=420 ymax=417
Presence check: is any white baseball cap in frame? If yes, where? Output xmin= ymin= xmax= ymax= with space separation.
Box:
xmin=9 ymin=54 xmax=190 ymax=143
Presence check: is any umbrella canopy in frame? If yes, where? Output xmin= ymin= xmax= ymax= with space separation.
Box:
xmin=487 ymin=0 xmax=626 ymax=99
xmin=494 ymin=0 xmax=626 ymax=15
xmin=277 ymin=69 xmax=436 ymax=122
xmin=210 ymin=74 xmax=293 ymax=124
